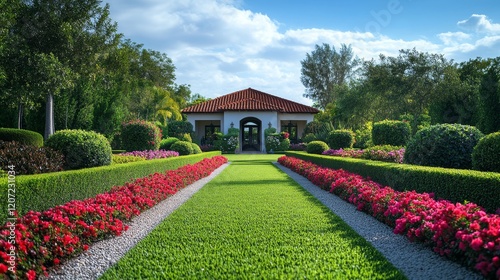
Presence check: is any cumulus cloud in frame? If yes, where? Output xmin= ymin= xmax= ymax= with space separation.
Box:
xmin=457 ymin=14 xmax=500 ymax=34
xmin=105 ymin=1 xmax=499 ymax=104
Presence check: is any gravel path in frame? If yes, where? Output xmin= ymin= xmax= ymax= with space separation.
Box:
xmin=45 ymin=161 xmax=483 ymax=279
xmin=274 ymin=162 xmax=483 ymax=280
xmin=44 ymin=163 xmax=230 ymax=280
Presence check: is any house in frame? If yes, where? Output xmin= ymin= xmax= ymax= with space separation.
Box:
xmin=182 ymin=88 xmax=319 ymax=153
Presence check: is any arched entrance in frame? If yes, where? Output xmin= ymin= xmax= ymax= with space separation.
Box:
xmin=240 ymin=117 xmax=262 ymax=151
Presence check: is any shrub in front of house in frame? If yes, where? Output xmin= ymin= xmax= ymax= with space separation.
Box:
xmin=0 ymin=140 xmax=64 ymax=174
xmin=214 ymin=134 xmax=238 ymax=153
xmin=45 ymin=129 xmax=112 ymax=170
xmin=327 ymin=129 xmax=355 ymax=150
xmin=372 ymin=120 xmax=411 ymax=146
xmin=404 ymin=124 xmax=484 ymax=169
xmin=472 ymin=132 xmax=500 ymax=172
xmin=167 ymin=121 xmax=194 ymax=139
xmin=302 ymin=133 xmax=317 ymax=143
xmin=191 ymin=143 xmax=202 ymax=154
xmin=0 ymin=128 xmax=44 ymax=147
xmin=121 ymin=120 xmax=162 ymax=151
xmin=160 ymin=137 xmax=179 ymax=150
xmin=170 ymin=141 xmax=194 ymax=155
xmin=306 ymin=140 xmax=329 ymax=154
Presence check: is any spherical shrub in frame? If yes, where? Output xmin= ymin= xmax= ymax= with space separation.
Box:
xmin=0 ymin=140 xmax=64 ymax=174
xmin=472 ymin=132 xmax=500 ymax=172
xmin=306 ymin=141 xmax=329 ymax=154
xmin=403 ymin=124 xmax=484 ymax=169
xmin=327 ymin=129 xmax=355 ymax=149
xmin=170 ymin=141 xmax=194 ymax=155
xmin=0 ymin=128 xmax=44 ymax=147
xmin=191 ymin=143 xmax=202 ymax=154
xmin=178 ymin=133 xmax=192 ymax=143
xmin=121 ymin=120 xmax=162 ymax=151
xmin=160 ymin=137 xmax=179 ymax=150
xmin=45 ymin=129 xmax=112 ymax=170
xmin=302 ymin=133 xmax=317 ymax=143
xmin=372 ymin=120 xmax=411 ymax=146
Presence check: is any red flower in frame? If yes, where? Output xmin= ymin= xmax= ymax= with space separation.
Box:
xmin=0 ymin=263 xmax=7 ymax=274
xmin=26 ymin=270 xmax=36 ymax=280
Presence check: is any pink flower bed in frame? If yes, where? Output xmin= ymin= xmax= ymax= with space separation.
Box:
xmin=278 ymin=156 xmax=500 ymax=279
xmin=119 ymin=149 xmax=179 ymax=160
xmin=0 ymin=156 xmax=227 ymax=279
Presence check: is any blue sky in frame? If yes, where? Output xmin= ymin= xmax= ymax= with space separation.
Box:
xmin=104 ymin=0 xmax=500 ymax=105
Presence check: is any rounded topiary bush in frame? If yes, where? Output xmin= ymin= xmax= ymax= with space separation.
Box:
xmin=327 ymin=129 xmax=355 ymax=149
xmin=472 ymin=132 xmax=500 ymax=172
xmin=372 ymin=120 xmax=411 ymax=146
xmin=0 ymin=128 xmax=44 ymax=147
xmin=121 ymin=120 xmax=162 ymax=152
xmin=160 ymin=137 xmax=179 ymax=150
xmin=170 ymin=141 xmax=194 ymax=155
xmin=302 ymin=133 xmax=317 ymax=143
xmin=403 ymin=124 xmax=484 ymax=169
xmin=306 ymin=140 xmax=329 ymax=154
xmin=191 ymin=143 xmax=202 ymax=154
xmin=45 ymin=129 xmax=112 ymax=170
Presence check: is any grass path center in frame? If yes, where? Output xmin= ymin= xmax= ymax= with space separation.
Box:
xmin=100 ymin=155 xmax=405 ymax=279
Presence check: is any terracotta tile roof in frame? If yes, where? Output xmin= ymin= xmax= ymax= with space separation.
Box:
xmin=182 ymin=88 xmax=319 ymax=114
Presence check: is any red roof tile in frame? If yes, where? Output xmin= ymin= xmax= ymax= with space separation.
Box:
xmin=182 ymin=88 xmax=319 ymax=114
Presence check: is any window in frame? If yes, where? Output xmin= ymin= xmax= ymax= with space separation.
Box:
xmin=281 ymin=121 xmax=298 ymax=143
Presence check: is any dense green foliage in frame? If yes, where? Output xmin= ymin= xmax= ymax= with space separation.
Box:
xmin=111 ymin=154 xmax=146 ymax=165
xmin=372 ymin=120 xmax=411 ymax=146
xmin=121 ymin=120 xmax=162 ymax=151
xmin=101 ymin=158 xmax=405 ymax=279
xmin=159 ymin=137 xmax=179 ymax=150
xmin=472 ymin=132 xmax=500 ymax=172
xmin=45 ymin=129 xmax=112 ymax=170
xmin=306 ymin=140 xmax=329 ymax=154
xmin=286 ymin=152 xmax=500 ymax=213
xmin=302 ymin=133 xmax=317 ymax=143
xmin=170 ymin=140 xmax=194 ymax=155
xmin=167 ymin=121 xmax=194 ymax=139
xmin=191 ymin=142 xmax=202 ymax=154
xmin=302 ymin=121 xmax=333 ymax=142
xmin=0 ymin=140 xmax=64 ymax=174
xmin=0 ymin=152 xmax=221 ymax=224
xmin=0 ymin=128 xmax=44 ymax=147
xmin=404 ymin=124 xmax=484 ymax=169
xmin=327 ymin=129 xmax=355 ymax=149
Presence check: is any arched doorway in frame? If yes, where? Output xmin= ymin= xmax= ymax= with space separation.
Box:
xmin=240 ymin=117 xmax=262 ymax=151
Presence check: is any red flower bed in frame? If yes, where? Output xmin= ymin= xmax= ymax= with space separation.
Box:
xmin=278 ymin=156 xmax=500 ymax=279
xmin=0 ymin=156 xmax=227 ymax=279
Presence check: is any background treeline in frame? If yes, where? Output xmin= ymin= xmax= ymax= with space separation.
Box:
xmin=302 ymin=44 xmax=500 ymax=135
xmin=0 ymin=0 xmax=197 ymax=143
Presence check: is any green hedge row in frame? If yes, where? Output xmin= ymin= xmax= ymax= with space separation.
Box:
xmin=0 ymin=151 xmax=221 ymax=224
xmin=285 ymin=151 xmax=500 ymax=213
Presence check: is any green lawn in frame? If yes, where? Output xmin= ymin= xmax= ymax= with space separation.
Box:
xmin=100 ymin=154 xmax=406 ymax=279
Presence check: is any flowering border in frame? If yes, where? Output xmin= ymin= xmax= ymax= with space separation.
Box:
xmin=0 ymin=156 xmax=227 ymax=279
xmin=278 ymin=156 xmax=500 ymax=279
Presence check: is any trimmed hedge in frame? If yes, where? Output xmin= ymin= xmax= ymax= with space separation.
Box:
xmin=472 ymin=131 xmax=500 ymax=172
xmin=327 ymin=129 xmax=355 ymax=149
xmin=0 ymin=151 xmax=221 ymax=225
xmin=372 ymin=120 xmax=411 ymax=146
xmin=286 ymin=151 xmax=500 ymax=213
xmin=121 ymin=120 xmax=162 ymax=151
xmin=306 ymin=141 xmax=329 ymax=154
xmin=0 ymin=128 xmax=44 ymax=147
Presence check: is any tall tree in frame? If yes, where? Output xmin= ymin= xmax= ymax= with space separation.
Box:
xmin=300 ymin=43 xmax=360 ymax=110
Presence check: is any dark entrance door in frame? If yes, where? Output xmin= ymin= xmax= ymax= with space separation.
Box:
xmin=241 ymin=118 xmax=261 ymax=151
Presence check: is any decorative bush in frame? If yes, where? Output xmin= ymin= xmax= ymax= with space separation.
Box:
xmin=302 ymin=133 xmax=317 ymax=143
xmin=360 ymin=145 xmax=405 ymax=164
xmin=327 ymin=129 xmax=355 ymax=149
xmin=170 ymin=141 xmax=194 ymax=155
xmin=214 ymin=135 xmax=238 ymax=153
xmin=112 ymin=154 xmax=146 ymax=164
xmin=45 ymin=130 xmax=112 ymax=170
xmin=404 ymin=124 xmax=484 ymax=169
xmin=167 ymin=121 xmax=193 ymax=139
xmin=306 ymin=141 xmax=329 ymax=154
xmin=302 ymin=121 xmax=333 ymax=137
xmin=121 ymin=120 xmax=162 ymax=151
xmin=289 ymin=143 xmax=307 ymax=151
xmin=178 ymin=133 xmax=192 ymax=143
xmin=160 ymin=137 xmax=179 ymax=150
xmin=191 ymin=143 xmax=202 ymax=154
xmin=372 ymin=120 xmax=411 ymax=146
xmin=353 ymin=123 xmax=373 ymax=149
xmin=227 ymin=127 xmax=240 ymax=137
xmin=0 ymin=140 xmax=64 ymax=174
xmin=264 ymin=127 xmax=277 ymax=137
xmin=472 ymin=132 xmax=500 ymax=172
xmin=0 ymin=128 xmax=44 ymax=147
xmin=265 ymin=134 xmax=281 ymax=152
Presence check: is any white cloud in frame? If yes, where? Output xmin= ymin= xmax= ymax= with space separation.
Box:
xmin=457 ymin=14 xmax=500 ymax=34
xmin=105 ymin=1 xmax=500 ymax=104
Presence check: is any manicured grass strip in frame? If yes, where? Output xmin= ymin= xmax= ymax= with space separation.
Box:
xmin=100 ymin=160 xmax=406 ymax=279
